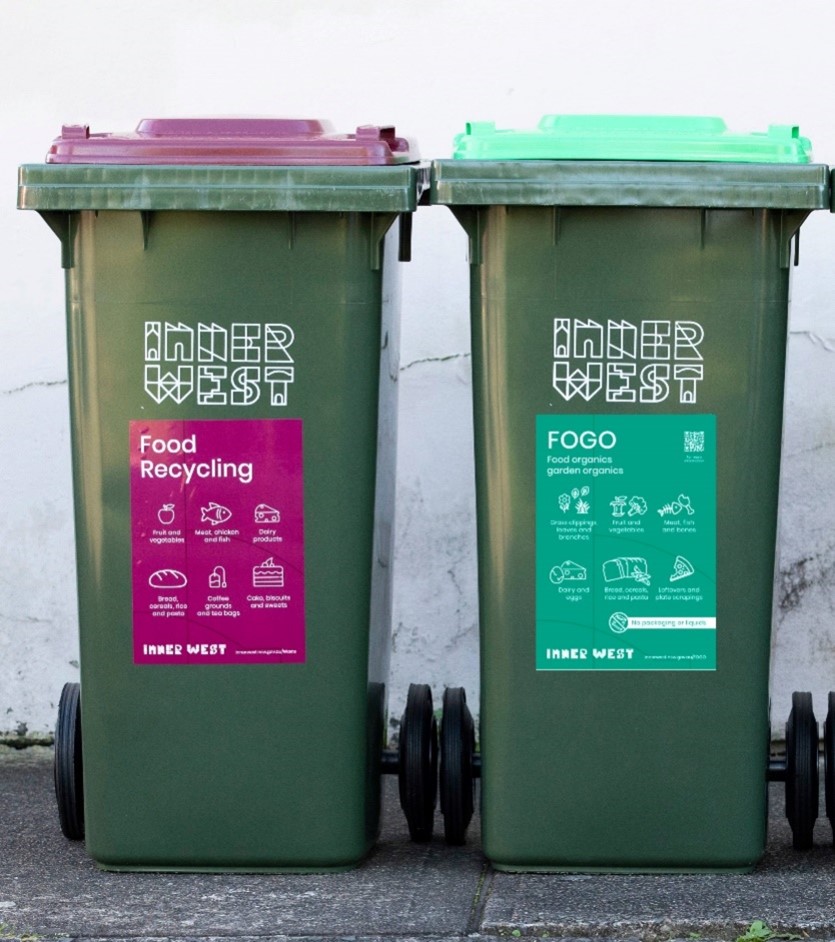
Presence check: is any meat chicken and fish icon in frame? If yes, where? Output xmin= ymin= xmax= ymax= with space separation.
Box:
xmin=201 ymin=502 xmax=233 ymax=526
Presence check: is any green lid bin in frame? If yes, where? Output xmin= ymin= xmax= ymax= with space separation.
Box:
xmin=17 ymin=118 xmax=435 ymax=871
xmin=430 ymin=115 xmax=831 ymax=870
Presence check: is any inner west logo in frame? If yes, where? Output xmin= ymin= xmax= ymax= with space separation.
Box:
xmin=553 ymin=318 xmax=704 ymax=404
xmin=144 ymin=321 xmax=295 ymax=407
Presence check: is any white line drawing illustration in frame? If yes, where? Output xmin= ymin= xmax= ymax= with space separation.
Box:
xmin=254 ymin=503 xmax=281 ymax=524
xmin=149 ymin=569 xmax=188 ymax=589
xmin=657 ymin=493 xmax=695 ymax=517
xmin=201 ymin=502 xmax=233 ymax=526
xmin=610 ymin=496 xmax=628 ymax=517
xmin=603 ymin=557 xmax=651 ymax=586
xmin=609 ymin=611 xmax=629 ymax=634
xmin=559 ymin=486 xmax=591 ymax=515
xmin=549 ymin=560 xmax=588 ymax=585
xmin=253 ymin=557 xmax=284 ymax=588
xmin=157 ymin=503 xmax=176 ymax=526
xmin=627 ymin=496 xmax=648 ymax=517
xmin=209 ymin=565 xmax=227 ymax=589
xmin=669 ymin=556 xmax=695 ymax=582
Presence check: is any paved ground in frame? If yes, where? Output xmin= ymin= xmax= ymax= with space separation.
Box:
xmin=1 ymin=747 xmax=834 ymax=942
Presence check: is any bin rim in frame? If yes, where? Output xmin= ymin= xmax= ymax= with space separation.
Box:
xmin=428 ymin=159 xmax=831 ymax=210
xmin=17 ymin=162 xmax=428 ymax=213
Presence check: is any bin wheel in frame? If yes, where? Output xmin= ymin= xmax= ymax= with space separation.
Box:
xmin=398 ymin=683 xmax=438 ymax=843
xmin=440 ymin=687 xmax=476 ymax=845
xmin=785 ymin=691 xmax=818 ymax=850
xmin=825 ymin=692 xmax=835 ymax=844
xmin=54 ymin=682 xmax=84 ymax=841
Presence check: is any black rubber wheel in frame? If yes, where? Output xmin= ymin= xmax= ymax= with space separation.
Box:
xmin=54 ymin=682 xmax=84 ymax=841
xmin=440 ymin=687 xmax=476 ymax=845
xmin=785 ymin=691 xmax=818 ymax=850
xmin=824 ymin=691 xmax=835 ymax=844
xmin=398 ymin=683 xmax=438 ymax=842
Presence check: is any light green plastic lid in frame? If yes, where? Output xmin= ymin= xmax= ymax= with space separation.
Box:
xmin=453 ymin=115 xmax=813 ymax=163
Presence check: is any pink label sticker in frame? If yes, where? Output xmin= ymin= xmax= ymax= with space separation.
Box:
xmin=130 ymin=419 xmax=305 ymax=664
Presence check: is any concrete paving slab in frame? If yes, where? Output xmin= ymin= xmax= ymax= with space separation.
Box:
xmin=0 ymin=748 xmax=486 ymax=941
xmin=2 ymin=749 xmax=834 ymax=942
xmin=479 ymin=785 xmax=835 ymax=941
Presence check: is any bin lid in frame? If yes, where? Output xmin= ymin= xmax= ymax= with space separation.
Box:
xmin=431 ymin=115 xmax=829 ymax=209
xmin=452 ymin=115 xmax=812 ymax=163
xmin=46 ymin=118 xmax=417 ymax=166
xmin=18 ymin=118 xmax=425 ymax=213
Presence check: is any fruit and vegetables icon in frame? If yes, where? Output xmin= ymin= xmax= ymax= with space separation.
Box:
xmin=157 ymin=503 xmax=176 ymax=526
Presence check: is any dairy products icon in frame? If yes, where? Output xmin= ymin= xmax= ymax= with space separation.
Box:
xmin=254 ymin=503 xmax=281 ymax=523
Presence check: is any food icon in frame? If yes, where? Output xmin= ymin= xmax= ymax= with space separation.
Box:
xmin=252 ymin=557 xmax=284 ymax=588
xmin=254 ymin=503 xmax=281 ymax=524
xmin=669 ymin=556 xmax=695 ymax=583
xmin=657 ymin=494 xmax=695 ymax=517
xmin=549 ymin=560 xmax=588 ymax=585
xmin=201 ymin=502 xmax=233 ymax=526
xmin=148 ymin=569 xmax=188 ymax=589
xmin=627 ymin=496 xmax=647 ymax=517
xmin=603 ymin=556 xmax=651 ymax=586
xmin=157 ymin=503 xmax=176 ymax=526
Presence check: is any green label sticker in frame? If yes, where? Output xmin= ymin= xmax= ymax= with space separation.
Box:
xmin=536 ymin=414 xmax=716 ymax=671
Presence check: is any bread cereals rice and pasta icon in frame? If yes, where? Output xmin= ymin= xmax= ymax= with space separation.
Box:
xmin=602 ymin=556 xmax=651 ymax=586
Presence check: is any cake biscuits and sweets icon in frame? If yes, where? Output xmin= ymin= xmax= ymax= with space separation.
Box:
xmin=252 ymin=557 xmax=284 ymax=587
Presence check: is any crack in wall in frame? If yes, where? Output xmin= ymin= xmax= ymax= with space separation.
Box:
xmin=0 ymin=613 xmax=52 ymax=626
xmin=399 ymin=352 xmax=470 ymax=372
xmin=778 ymin=548 xmax=835 ymax=613
xmin=1 ymin=379 xmax=67 ymax=396
xmin=790 ymin=329 xmax=835 ymax=352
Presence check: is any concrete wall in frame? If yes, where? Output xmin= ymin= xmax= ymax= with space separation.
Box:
xmin=3 ymin=0 xmax=835 ymax=742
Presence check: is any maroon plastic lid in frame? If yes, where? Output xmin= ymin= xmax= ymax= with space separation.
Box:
xmin=46 ymin=118 xmax=417 ymax=166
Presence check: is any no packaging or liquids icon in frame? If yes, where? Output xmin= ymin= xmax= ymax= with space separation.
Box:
xmin=609 ymin=611 xmax=629 ymax=634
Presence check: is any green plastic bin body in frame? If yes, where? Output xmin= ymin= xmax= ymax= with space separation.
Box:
xmin=18 ymin=120 xmax=422 ymax=871
xmin=431 ymin=116 xmax=829 ymax=872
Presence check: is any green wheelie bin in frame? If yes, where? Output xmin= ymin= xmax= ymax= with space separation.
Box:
xmin=17 ymin=118 xmax=440 ymax=871
xmin=430 ymin=115 xmax=833 ymax=870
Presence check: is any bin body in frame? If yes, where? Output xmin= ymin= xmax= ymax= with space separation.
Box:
xmin=431 ymin=116 xmax=829 ymax=871
xmin=18 ymin=119 xmax=421 ymax=871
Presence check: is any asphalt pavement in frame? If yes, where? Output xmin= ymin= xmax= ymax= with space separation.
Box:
xmin=1 ymin=746 xmax=834 ymax=942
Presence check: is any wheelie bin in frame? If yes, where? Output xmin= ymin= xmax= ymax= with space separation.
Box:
xmin=17 ymin=118 xmax=438 ymax=871
xmin=430 ymin=115 xmax=834 ymax=869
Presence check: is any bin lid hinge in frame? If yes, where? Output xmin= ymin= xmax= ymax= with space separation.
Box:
xmin=38 ymin=211 xmax=77 ymax=269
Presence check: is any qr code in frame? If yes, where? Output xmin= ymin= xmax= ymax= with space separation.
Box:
xmin=684 ymin=431 xmax=705 ymax=453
